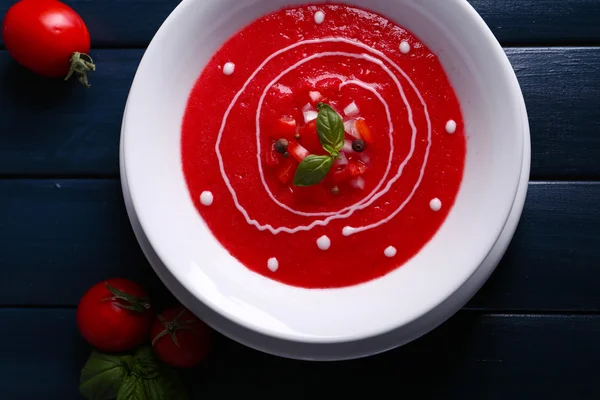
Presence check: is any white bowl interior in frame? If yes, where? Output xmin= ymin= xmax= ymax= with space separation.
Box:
xmin=123 ymin=0 xmax=526 ymax=342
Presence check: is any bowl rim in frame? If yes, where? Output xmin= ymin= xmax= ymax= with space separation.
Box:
xmin=121 ymin=0 xmax=529 ymax=343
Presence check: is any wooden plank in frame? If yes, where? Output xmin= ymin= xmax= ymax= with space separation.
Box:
xmin=508 ymin=48 xmax=600 ymax=179
xmin=0 ymin=50 xmax=137 ymax=177
xmin=1 ymin=47 xmax=599 ymax=178
xmin=0 ymin=0 xmax=598 ymax=48
xmin=0 ymin=179 xmax=173 ymax=306
xmin=467 ymin=182 xmax=600 ymax=311
xmin=1 ymin=309 xmax=598 ymax=398
xmin=469 ymin=0 xmax=600 ymax=46
xmin=0 ymin=180 xmax=599 ymax=311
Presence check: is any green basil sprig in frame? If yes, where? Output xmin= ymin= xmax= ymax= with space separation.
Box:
xmin=293 ymin=103 xmax=345 ymax=186
xmin=80 ymin=346 xmax=188 ymax=400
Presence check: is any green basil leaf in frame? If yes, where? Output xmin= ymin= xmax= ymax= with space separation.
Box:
xmin=117 ymin=375 xmax=145 ymax=400
xmin=316 ymin=104 xmax=344 ymax=156
xmin=293 ymin=155 xmax=334 ymax=186
xmin=134 ymin=346 xmax=160 ymax=379
xmin=80 ymin=351 xmax=128 ymax=400
xmin=121 ymin=355 xmax=136 ymax=371
xmin=126 ymin=364 xmax=187 ymax=400
xmin=153 ymin=365 xmax=189 ymax=400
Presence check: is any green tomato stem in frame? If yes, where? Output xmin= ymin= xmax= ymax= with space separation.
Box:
xmin=65 ymin=52 xmax=96 ymax=87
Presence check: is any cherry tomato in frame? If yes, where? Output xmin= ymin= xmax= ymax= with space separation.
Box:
xmin=77 ymin=278 xmax=153 ymax=352
xmin=2 ymin=0 xmax=95 ymax=85
xmin=150 ymin=307 xmax=211 ymax=368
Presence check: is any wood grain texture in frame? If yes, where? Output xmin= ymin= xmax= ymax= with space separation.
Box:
xmin=0 ymin=180 xmax=599 ymax=310
xmin=1 ymin=0 xmax=598 ymax=48
xmin=1 ymin=47 xmax=599 ymax=178
xmin=1 ymin=309 xmax=599 ymax=399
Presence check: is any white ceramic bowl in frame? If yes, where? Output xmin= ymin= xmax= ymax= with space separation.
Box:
xmin=122 ymin=0 xmax=529 ymax=350
xmin=120 ymin=126 xmax=530 ymax=360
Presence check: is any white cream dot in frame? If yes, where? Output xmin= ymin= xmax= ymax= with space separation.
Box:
xmin=342 ymin=226 xmax=357 ymax=236
xmin=200 ymin=191 xmax=213 ymax=206
xmin=267 ymin=257 xmax=279 ymax=272
xmin=384 ymin=246 xmax=397 ymax=258
xmin=430 ymin=198 xmax=442 ymax=212
xmin=445 ymin=120 xmax=457 ymax=134
xmin=316 ymin=235 xmax=331 ymax=251
xmin=399 ymin=41 xmax=411 ymax=54
xmin=314 ymin=11 xmax=325 ymax=24
xmin=223 ymin=62 xmax=235 ymax=75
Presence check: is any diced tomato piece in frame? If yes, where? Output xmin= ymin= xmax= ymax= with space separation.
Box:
xmin=355 ymin=118 xmax=374 ymax=144
xmin=329 ymin=165 xmax=351 ymax=184
xmin=287 ymin=141 xmax=310 ymax=162
xmin=347 ymin=159 xmax=368 ymax=177
xmin=276 ymin=158 xmax=296 ymax=184
xmin=298 ymin=120 xmax=322 ymax=153
xmin=265 ymin=143 xmax=280 ymax=168
xmin=274 ymin=116 xmax=297 ymax=141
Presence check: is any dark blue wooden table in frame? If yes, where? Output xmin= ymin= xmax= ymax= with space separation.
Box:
xmin=1 ymin=0 xmax=599 ymax=398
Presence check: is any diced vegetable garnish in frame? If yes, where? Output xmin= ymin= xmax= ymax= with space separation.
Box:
xmin=347 ymin=159 xmax=368 ymax=177
xmin=330 ymin=165 xmax=350 ymax=184
xmin=265 ymin=143 xmax=280 ymax=168
xmin=350 ymin=176 xmax=366 ymax=190
xmin=359 ymin=152 xmax=371 ymax=165
xmin=355 ymin=118 xmax=374 ymax=144
xmin=302 ymin=102 xmax=313 ymax=112
xmin=343 ymin=101 xmax=360 ymax=117
xmin=276 ymin=158 xmax=296 ymax=184
xmin=334 ymin=152 xmax=348 ymax=167
xmin=342 ymin=139 xmax=354 ymax=153
xmin=275 ymin=116 xmax=297 ymax=141
xmin=303 ymin=110 xmax=318 ymax=123
xmin=309 ymin=91 xmax=323 ymax=104
xmin=298 ymin=120 xmax=322 ymax=153
xmin=344 ymin=119 xmax=359 ymax=139
xmin=287 ymin=141 xmax=310 ymax=162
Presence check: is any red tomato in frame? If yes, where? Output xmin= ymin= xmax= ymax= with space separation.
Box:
xmin=287 ymin=141 xmax=310 ymax=162
xmin=151 ymin=307 xmax=211 ymax=368
xmin=2 ymin=0 xmax=94 ymax=85
xmin=77 ymin=278 xmax=153 ymax=352
xmin=347 ymin=159 xmax=368 ymax=177
xmin=265 ymin=143 xmax=280 ymax=168
xmin=329 ymin=165 xmax=351 ymax=184
xmin=276 ymin=157 xmax=297 ymax=184
xmin=298 ymin=120 xmax=323 ymax=154
xmin=274 ymin=116 xmax=297 ymax=141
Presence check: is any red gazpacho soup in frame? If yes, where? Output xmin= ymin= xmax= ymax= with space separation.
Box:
xmin=181 ymin=4 xmax=466 ymax=288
